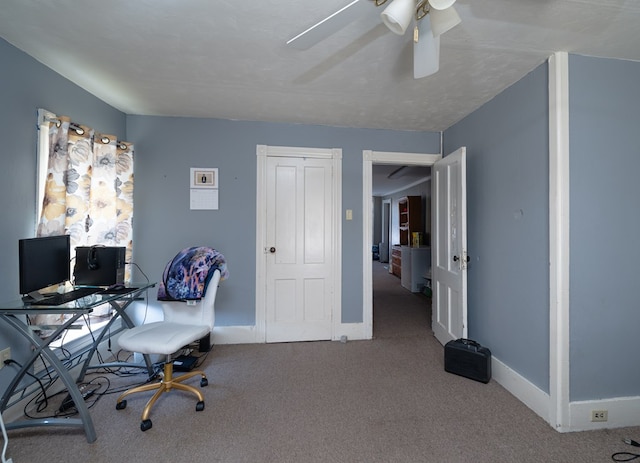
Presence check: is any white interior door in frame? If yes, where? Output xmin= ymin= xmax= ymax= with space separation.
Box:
xmin=265 ymin=155 xmax=334 ymax=342
xmin=432 ymin=147 xmax=468 ymax=345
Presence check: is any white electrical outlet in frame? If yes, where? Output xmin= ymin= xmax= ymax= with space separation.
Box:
xmin=591 ymin=410 xmax=608 ymax=422
xmin=0 ymin=347 xmax=11 ymax=369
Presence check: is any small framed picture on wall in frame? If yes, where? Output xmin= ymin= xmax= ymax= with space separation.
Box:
xmin=191 ymin=168 xmax=218 ymax=188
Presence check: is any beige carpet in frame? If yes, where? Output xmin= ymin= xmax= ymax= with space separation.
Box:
xmin=4 ymin=261 xmax=639 ymax=462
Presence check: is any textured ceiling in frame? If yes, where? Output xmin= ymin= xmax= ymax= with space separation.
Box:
xmin=1 ymin=0 xmax=639 ymax=132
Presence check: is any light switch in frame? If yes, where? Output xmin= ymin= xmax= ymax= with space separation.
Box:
xmin=346 ymin=209 xmax=353 ymax=220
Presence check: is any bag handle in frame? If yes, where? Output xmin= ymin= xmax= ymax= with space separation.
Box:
xmin=459 ymin=338 xmax=480 ymax=351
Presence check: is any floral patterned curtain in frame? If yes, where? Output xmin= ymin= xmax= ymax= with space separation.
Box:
xmin=37 ymin=115 xmax=134 ymax=280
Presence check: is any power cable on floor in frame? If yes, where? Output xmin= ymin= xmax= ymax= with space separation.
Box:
xmin=612 ymin=438 xmax=640 ymax=461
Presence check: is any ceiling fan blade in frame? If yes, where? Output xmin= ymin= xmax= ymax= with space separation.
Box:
xmin=430 ymin=5 xmax=461 ymax=37
xmin=413 ymin=16 xmax=440 ymax=79
xmin=428 ymin=0 xmax=457 ymax=11
xmin=286 ymin=0 xmax=372 ymax=50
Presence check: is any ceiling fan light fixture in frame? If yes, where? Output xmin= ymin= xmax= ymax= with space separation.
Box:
xmin=427 ymin=0 xmax=456 ymax=11
xmin=381 ymin=0 xmax=416 ymax=35
xmin=429 ymin=5 xmax=461 ymax=36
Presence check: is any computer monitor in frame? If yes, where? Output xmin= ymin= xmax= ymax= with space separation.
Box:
xmin=18 ymin=234 xmax=71 ymax=299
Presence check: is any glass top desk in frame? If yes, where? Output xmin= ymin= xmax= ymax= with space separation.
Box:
xmin=0 ymin=283 xmax=156 ymax=443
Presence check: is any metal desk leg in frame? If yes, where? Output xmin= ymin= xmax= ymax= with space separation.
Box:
xmin=0 ymin=314 xmax=97 ymax=443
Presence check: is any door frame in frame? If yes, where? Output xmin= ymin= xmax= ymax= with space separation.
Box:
xmin=256 ymin=145 xmax=342 ymax=343
xmin=362 ymin=150 xmax=441 ymax=339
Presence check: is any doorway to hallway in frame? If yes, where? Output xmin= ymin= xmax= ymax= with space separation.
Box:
xmin=362 ymin=150 xmax=441 ymax=339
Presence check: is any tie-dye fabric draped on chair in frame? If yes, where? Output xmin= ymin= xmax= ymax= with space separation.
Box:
xmin=157 ymin=247 xmax=229 ymax=301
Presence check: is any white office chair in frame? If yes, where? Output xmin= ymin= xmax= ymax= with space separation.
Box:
xmin=115 ymin=269 xmax=221 ymax=431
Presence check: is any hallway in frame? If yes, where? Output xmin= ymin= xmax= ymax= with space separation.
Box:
xmin=372 ymin=260 xmax=431 ymax=339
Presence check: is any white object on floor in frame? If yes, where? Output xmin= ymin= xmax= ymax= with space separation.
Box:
xmin=0 ymin=411 xmax=13 ymax=463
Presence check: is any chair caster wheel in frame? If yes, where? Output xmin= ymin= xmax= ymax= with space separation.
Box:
xmin=116 ymin=400 xmax=127 ymax=410
xmin=141 ymin=419 xmax=152 ymax=431
xmin=200 ymin=377 xmax=208 ymax=387
xmin=196 ymin=401 xmax=205 ymax=412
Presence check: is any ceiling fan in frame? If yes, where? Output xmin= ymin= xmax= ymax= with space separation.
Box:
xmin=286 ymin=0 xmax=462 ymax=79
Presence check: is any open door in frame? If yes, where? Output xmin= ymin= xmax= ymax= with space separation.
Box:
xmin=432 ymin=147 xmax=467 ymax=345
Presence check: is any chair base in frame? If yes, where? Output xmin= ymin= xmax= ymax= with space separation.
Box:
xmin=116 ymin=360 xmax=207 ymax=430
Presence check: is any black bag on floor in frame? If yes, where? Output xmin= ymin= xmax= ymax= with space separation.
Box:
xmin=444 ymin=338 xmax=491 ymax=383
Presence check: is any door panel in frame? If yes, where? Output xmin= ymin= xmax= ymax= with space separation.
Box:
xmin=274 ymin=165 xmax=297 ymax=264
xmin=304 ymin=278 xmax=326 ymax=321
xmin=266 ymin=156 xmax=333 ymax=342
xmin=304 ymin=166 xmax=326 ymax=263
xmin=274 ymin=279 xmax=296 ymax=322
xmin=432 ymin=147 xmax=468 ymax=345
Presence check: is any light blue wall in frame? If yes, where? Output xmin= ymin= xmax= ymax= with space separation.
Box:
xmin=443 ymin=55 xmax=640 ymax=402
xmin=443 ymin=63 xmax=550 ymax=392
xmin=126 ymin=116 xmax=440 ymax=325
xmin=568 ymin=55 xmax=640 ymax=400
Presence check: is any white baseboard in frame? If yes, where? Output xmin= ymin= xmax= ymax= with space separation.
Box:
xmin=211 ymin=323 xmax=370 ymax=345
xmin=212 ymin=325 xmax=260 ymax=344
xmin=491 ymin=356 xmax=551 ymax=424
xmin=569 ymin=396 xmax=640 ymax=431
xmin=333 ymin=322 xmax=369 ymax=342
xmin=492 ymin=355 xmax=640 ymax=432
